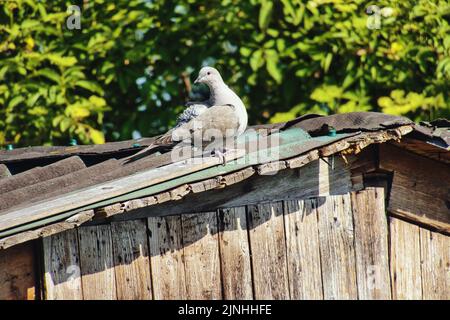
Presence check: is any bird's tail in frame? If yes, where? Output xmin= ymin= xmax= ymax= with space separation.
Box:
xmin=122 ymin=143 xmax=160 ymax=164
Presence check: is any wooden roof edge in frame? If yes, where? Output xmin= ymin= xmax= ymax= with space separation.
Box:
xmin=0 ymin=149 xmax=245 ymax=235
xmin=0 ymin=126 xmax=421 ymax=250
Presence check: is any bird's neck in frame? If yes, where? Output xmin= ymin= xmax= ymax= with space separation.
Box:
xmin=208 ymin=79 xmax=228 ymax=93
xmin=208 ymin=81 xmax=230 ymax=104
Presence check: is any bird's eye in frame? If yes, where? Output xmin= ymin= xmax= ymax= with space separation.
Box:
xmin=207 ymin=72 xmax=211 ymax=75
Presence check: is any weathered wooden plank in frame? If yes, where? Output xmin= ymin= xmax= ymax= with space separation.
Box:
xmin=285 ymin=150 xmax=319 ymax=169
xmin=0 ymin=210 xmax=94 ymax=250
xmin=78 ymin=225 xmax=116 ymax=299
xmin=284 ymin=199 xmax=323 ymax=299
xmin=316 ymin=194 xmax=358 ymax=299
xmin=351 ymin=188 xmax=391 ymax=299
xmin=389 ymin=217 xmax=422 ymax=300
xmin=247 ymin=202 xmax=289 ymax=299
xmin=390 ymin=138 xmax=450 ymax=165
xmin=419 ymin=228 xmax=450 ymax=300
xmin=110 ymin=220 xmax=152 ymax=300
xmin=217 ymin=207 xmax=253 ymax=300
xmin=348 ymin=145 xmax=377 ymax=175
xmin=148 ymin=215 xmax=187 ymax=300
xmin=181 ymin=212 xmax=222 ymax=300
xmin=380 ymin=143 xmax=450 ymax=233
xmin=0 ymin=241 xmax=36 ymax=300
xmin=109 ymin=156 xmax=353 ymax=223
xmin=43 ymin=229 xmax=83 ymax=300
xmin=0 ymin=150 xmax=245 ymax=232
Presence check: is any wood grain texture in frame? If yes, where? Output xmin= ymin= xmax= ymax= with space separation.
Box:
xmin=419 ymin=228 xmax=450 ymax=300
xmin=247 ymin=202 xmax=290 ymax=299
xmin=148 ymin=215 xmax=187 ymax=299
xmin=284 ymin=199 xmax=323 ymax=299
xmin=316 ymin=194 xmax=358 ymax=299
xmin=43 ymin=229 xmax=83 ymax=300
xmin=218 ymin=207 xmax=253 ymax=300
xmin=181 ymin=212 xmax=222 ymax=300
xmin=380 ymin=143 xmax=450 ymax=233
xmin=78 ymin=225 xmax=117 ymax=299
xmin=110 ymin=220 xmax=152 ymax=300
xmin=113 ymin=156 xmax=353 ymax=223
xmin=390 ymin=138 xmax=450 ymax=165
xmin=351 ymin=188 xmax=391 ymax=299
xmin=0 ymin=241 xmax=36 ymax=300
xmin=389 ymin=217 xmax=422 ymax=300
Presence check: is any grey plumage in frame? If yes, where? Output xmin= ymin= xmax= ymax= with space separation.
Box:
xmin=127 ymin=67 xmax=247 ymax=161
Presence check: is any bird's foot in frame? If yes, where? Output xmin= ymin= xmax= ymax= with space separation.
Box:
xmin=212 ymin=147 xmax=229 ymax=166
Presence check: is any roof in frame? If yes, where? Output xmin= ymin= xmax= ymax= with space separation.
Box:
xmin=0 ymin=112 xmax=448 ymax=248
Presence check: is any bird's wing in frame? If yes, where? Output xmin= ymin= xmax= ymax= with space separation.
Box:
xmin=175 ymin=104 xmax=209 ymax=127
xmin=173 ymin=104 xmax=240 ymax=143
xmin=125 ymin=105 xmax=239 ymax=163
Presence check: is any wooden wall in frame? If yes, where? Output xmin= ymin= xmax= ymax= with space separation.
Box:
xmin=0 ymin=242 xmax=38 ymax=300
xmin=38 ymin=187 xmax=449 ymax=300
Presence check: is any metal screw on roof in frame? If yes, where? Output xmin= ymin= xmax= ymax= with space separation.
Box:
xmin=6 ymin=144 xmax=13 ymax=151
xmin=69 ymin=138 xmax=78 ymax=146
xmin=132 ymin=143 xmax=141 ymax=148
xmin=328 ymin=127 xmax=337 ymax=137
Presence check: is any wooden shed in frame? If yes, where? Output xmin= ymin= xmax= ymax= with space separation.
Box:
xmin=0 ymin=112 xmax=448 ymax=300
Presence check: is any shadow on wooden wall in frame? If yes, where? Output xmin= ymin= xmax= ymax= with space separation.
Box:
xmin=39 ymin=155 xmax=449 ymax=300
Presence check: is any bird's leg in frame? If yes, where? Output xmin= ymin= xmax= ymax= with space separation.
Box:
xmin=212 ymin=147 xmax=229 ymax=166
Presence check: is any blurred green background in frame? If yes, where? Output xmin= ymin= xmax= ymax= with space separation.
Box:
xmin=1 ymin=0 xmax=450 ymax=147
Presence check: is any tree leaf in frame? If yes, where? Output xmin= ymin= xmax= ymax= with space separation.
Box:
xmin=259 ymin=0 xmax=273 ymax=30
xmin=35 ymin=68 xmax=60 ymax=84
xmin=89 ymin=128 xmax=105 ymax=144
xmin=75 ymin=80 xmax=104 ymax=95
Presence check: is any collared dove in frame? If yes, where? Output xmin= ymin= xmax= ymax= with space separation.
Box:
xmin=127 ymin=67 xmax=247 ymax=162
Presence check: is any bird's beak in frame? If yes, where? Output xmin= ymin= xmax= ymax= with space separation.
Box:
xmin=194 ymin=76 xmax=202 ymax=84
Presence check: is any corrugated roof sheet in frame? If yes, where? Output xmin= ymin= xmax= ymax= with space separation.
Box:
xmin=0 ymin=112 xmax=448 ymax=244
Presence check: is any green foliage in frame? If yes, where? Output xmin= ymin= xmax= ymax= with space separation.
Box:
xmin=0 ymin=0 xmax=449 ymax=147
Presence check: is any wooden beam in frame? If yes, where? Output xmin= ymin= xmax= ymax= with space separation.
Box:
xmin=419 ymin=227 xmax=450 ymax=299
xmin=217 ymin=207 xmax=253 ymax=300
xmin=380 ymin=143 xmax=450 ymax=233
xmin=389 ymin=217 xmax=423 ymax=299
xmin=148 ymin=215 xmax=187 ymax=300
xmin=0 ymin=210 xmax=94 ymax=250
xmin=390 ymin=138 xmax=450 ymax=165
xmin=247 ymin=202 xmax=290 ymax=299
xmin=284 ymin=199 xmax=323 ymax=299
xmin=78 ymin=225 xmax=117 ymax=299
xmin=351 ymin=188 xmax=391 ymax=299
xmin=110 ymin=220 xmax=152 ymax=300
xmin=181 ymin=212 xmax=222 ymax=300
xmin=43 ymin=229 xmax=83 ymax=300
xmin=106 ymin=156 xmax=353 ymax=223
xmin=316 ymin=194 xmax=358 ymax=299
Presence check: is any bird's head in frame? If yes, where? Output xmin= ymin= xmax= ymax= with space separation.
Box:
xmin=194 ymin=67 xmax=223 ymax=86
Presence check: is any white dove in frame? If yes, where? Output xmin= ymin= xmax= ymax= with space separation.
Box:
xmin=127 ymin=67 xmax=248 ymax=162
